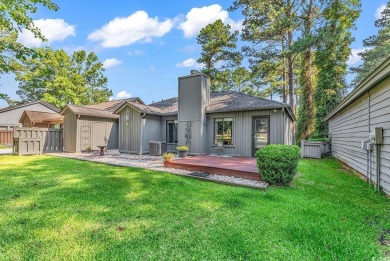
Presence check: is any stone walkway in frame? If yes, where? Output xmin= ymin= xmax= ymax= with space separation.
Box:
xmin=50 ymin=150 xmax=268 ymax=189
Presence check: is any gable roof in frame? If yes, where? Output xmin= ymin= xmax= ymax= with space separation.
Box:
xmin=83 ymin=97 xmax=144 ymax=111
xmin=325 ymin=56 xmax=390 ymax=121
xmin=0 ymin=100 xmax=59 ymax=114
xmin=20 ymin=110 xmax=64 ymax=124
xmin=115 ymin=91 xmax=295 ymax=120
xmin=61 ymin=105 xmax=120 ymax=119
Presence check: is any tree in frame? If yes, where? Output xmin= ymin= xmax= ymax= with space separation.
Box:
xmin=0 ymin=0 xmax=58 ymax=100
xmin=14 ymin=47 xmax=112 ymax=108
xmin=197 ymin=19 xmax=242 ymax=91
xmin=231 ymin=0 xmax=302 ymax=112
xmin=314 ymin=0 xmax=360 ymax=138
xmin=350 ymin=1 xmax=390 ymax=85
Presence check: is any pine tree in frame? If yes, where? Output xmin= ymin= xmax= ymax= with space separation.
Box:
xmin=350 ymin=1 xmax=390 ymax=85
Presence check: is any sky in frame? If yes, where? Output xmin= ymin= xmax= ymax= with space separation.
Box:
xmin=0 ymin=0 xmax=387 ymax=108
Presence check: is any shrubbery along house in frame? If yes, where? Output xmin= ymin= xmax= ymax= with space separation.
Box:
xmin=61 ymin=72 xmax=295 ymax=157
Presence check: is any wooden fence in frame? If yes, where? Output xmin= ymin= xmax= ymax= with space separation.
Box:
xmin=0 ymin=131 xmax=13 ymax=145
xmin=13 ymin=128 xmax=63 ymax=155
xmin=301 ymin=140 xmax=330 ymax=159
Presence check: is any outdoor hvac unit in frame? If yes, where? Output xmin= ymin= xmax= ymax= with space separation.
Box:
xmin=149 ymin=141 xmax=167 ymax=156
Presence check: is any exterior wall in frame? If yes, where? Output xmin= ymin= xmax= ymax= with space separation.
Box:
xmin=329 ymin=77 xmax=390 ymax=195
xmin=161 ymin=116 xmax=178 ymax=152
xmin=178 ymin=74 xmax=210 ymax=154
xmin=118 ymin=107 xmax=142 ymax=153
xmin=141 ymin=115 xmax=162 ymax=154
xmin=75 ymin=115 xmax=118 ymax=152
xmin=206 ymin=109 xmax=287 ymax=157
xmin=63 ymin=109 xmax=77 ymax=152
xmin=0 ymin=103 xmax=57 ymax=126
xmin=284 ymin=108 xmax=294 ymax=145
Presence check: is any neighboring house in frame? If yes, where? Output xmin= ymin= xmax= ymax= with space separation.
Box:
xmin=325 ymin=57 xmax=390 ymax=196
xmin=114 ymin=73 xmax=295 ymax=157
xmin=19 ymin=110 xmax=64 ymax=128
xmin=60 ymin=98 xmax=143 ymax=152
xmin=0 ymin=100 xmax=59 ymax=130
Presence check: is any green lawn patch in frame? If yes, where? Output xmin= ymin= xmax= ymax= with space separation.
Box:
xmin=0 ymin=156 xmax=389 ymax=260
xmin=0 ymin=145 xmax=11 ymax=149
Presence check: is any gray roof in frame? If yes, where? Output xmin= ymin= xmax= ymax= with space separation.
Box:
xmin=207 ymin=91 xmax=290 ymax=113
xmin=116 ymin=91 xmax=294 ymax=120
xmin=83 ymin=97 xmax=143 ymax=112
xmin=62 ymin=105 xmax=119 ymax=119
xmin=0 ymin=100 xmax=59 ymax=113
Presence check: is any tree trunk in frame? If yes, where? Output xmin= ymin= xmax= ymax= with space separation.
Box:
xmin=282 ymin=57 xmax=287 ymax=103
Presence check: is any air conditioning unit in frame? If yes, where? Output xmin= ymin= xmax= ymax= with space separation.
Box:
xmin=149 ymin=141 xmax=167 ymax=156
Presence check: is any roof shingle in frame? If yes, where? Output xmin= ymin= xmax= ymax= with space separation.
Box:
xmin=21 ymin=110 xmax=64 ymax=123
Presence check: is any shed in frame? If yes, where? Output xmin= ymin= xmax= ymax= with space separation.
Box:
xmin=60 ymin=98 xmax=142 ymax=152
xmin=19 ymin=110 xmax=64 ymax=128
xmin=325 ymin=57 xmax=390 ymax=196
xmin=0 ymin=100 xmax=58 ymax=130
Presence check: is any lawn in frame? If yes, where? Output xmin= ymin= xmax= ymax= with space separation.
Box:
xmin=0 ymin=156 xmax=389 ymax=260
xmin=0 ymin=145 xmax=11 ymax=149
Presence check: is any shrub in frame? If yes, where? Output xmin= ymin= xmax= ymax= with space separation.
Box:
xmin=176 ymin=146 xmax=189 ymax=151
xmin=256 ymin=145 xmax=300 ymax=186
xmin=162 ymin=152 xmax=175 ymax=162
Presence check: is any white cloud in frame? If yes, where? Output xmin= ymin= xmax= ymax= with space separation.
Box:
xmin=127 ymin=49 xmax=144 ymax=56
xmin=114 ymin=91 xmax=132 ymax=100
xmin=176 ymin=58 xmax=203 ymax=69
xmin=103 ymin=58 xmax=122 ymax=69
xmin=375 ymin=4 xmax=386 ymax=20
xmin=178 ymin=4 xmax=242 ymax=38
xmin=18 ymin=19 xmax=76 ymax=47
xmin=347 ymin=48 xmax=370 ymax=66
xmin=88 ymin=11 xmax=174 ymax=47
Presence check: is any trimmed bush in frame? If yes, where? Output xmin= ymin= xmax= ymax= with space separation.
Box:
xmin=256 ymin=145 xmax=300 ymax=186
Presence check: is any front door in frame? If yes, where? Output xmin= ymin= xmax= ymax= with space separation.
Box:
xmin=253 ymin=117 xmax=269 ymax=156
xmin=92 ymin=122 xmax=107 ymax=150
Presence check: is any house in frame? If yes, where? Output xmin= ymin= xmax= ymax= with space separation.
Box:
xmin=0 ymin=100 xmax=59 ymax=130
xmin=325 ymin=57 xmax=390 ymax=196
xmin=113 ymin=73 xmax=295 ymax=157
xmin=60 ymin=98 xmax=144 ymax=152
xmin=19 ymin=110 xmax=64 ymax=128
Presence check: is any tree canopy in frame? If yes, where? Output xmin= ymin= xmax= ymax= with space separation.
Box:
xmin=13 ymin=47 xmax=112 ymax=108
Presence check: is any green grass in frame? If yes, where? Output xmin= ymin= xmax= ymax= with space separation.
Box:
xmin=0 ymin=156 xmax=389 ymax=260
xmin=0 ymin=145 xmax=11 ymax=149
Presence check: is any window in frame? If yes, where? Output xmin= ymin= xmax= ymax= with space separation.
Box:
xmin=214 ymin=117 xmax=233 ymax=145
xmin=166 ymin=120 xmax=178 ymax=143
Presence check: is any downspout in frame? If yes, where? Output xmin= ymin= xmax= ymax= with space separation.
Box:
xmin=282 ymin=108 xmax=285 ymax=144
xmin=140 ymin=113 xmax=146 ymax=154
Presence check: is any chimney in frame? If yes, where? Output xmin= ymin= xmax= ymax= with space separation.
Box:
xmin=177 ymin=73 xmax=210 ymax=154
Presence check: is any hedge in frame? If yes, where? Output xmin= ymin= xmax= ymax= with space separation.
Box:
xmin=256 ymin=145 xmax=300 ymax=186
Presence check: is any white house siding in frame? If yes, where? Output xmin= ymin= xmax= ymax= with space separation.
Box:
xmin=206 ymin=109 xmax=288 ymax=157
xmin=63 ymin=109 xmax=77 ymax=152
xmin=0 ymin=103 xmax=57 ymax=127
xmin=329 ymin=77 xmax=390 ymax=195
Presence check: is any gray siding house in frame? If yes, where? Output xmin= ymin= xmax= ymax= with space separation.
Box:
xmin=60 ymin=98 xmax=143 ymax=152
xmin=114 ymin=73 xmax=295 ymax=157
xmin=325 ymin=57 xmax=390 ymax=196
xmin=0 ymin=100 xmax=59 ymax=130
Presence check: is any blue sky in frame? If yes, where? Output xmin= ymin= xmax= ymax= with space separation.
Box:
xmin=0 ymin=0 xmax=387 ymax=108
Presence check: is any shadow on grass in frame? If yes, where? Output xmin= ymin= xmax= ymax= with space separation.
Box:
xmin=0 ymin=155 xmax=388 ymax=260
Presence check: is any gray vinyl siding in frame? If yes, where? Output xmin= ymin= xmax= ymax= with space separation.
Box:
xmin=284 ymin=109 xmax=294 ymax=145
xmin=0 ymin=103 xmax=57 ymax=126
xmin=178 ymin=74 xmax=209 ymax=154
xmin=63 ymin=109 xmax=77 ymax=152
xmin=76 ymin=115 xmax=118 ymax=151
xmin=141 ymin=115 xmax=162 ymax=154
xmin=329 ymin=77 xmax=390 ymax=195
xmin=161 ymin=116 xmax=178 ymax=152
xmin=118 ymin=107 xmax=142 ymax=153
xmin=206 ymin=109 xmax=287 ymax=157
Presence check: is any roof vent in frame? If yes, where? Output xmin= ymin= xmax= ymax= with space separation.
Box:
xmin=190 ymin=70 xmax=199 ymax=75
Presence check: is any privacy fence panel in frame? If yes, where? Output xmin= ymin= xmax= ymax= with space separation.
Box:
xmin=301 ymin=140 xmax=330 ymax=159
xmin=13 ymin=128 xmax=63 ymax=155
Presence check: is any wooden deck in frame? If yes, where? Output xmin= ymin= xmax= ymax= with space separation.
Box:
xmin=164 ymin=155 xmax=260 ymax=180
